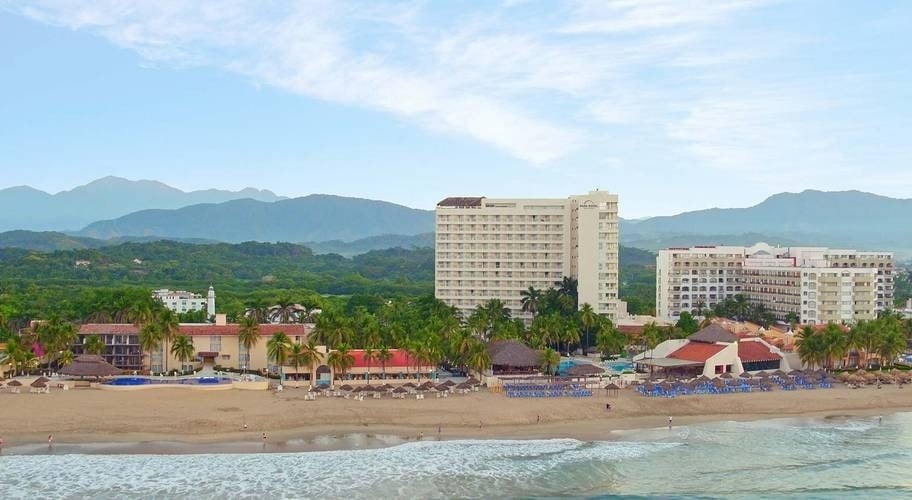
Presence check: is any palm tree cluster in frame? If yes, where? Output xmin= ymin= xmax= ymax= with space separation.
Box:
xmin=796 ymin=314 xmax=910 ymax=370
xmin=708 ymin=294 xmax=775 ymax=326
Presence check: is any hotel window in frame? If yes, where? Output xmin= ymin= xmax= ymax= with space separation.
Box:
xmin=210 ymin=336 xmax=222 ymax=352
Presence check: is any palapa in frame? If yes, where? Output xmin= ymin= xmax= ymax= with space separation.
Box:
xmin=59 ymin=355 xmax=123 ymax=378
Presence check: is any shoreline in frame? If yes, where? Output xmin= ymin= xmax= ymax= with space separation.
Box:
xmin=0 ymin=389 xmax=912 ymax=455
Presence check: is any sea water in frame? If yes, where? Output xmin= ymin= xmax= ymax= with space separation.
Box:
xmin=2 ymin=413 xmax=912 ymax=499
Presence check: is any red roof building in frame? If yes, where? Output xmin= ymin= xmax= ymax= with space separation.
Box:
xmin=738 ymin=341 xmax=782 ymax=363
xmin=349 ymin=349 xmax=422 ymax=369
xmin=668 ymin=343 xmax=726 ymax=363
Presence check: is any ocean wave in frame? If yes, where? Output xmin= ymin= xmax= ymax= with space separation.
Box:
xmin=0 ymin=439 xmax=679 ymax=499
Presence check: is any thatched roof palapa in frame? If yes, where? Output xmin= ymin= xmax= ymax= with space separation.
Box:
xmin=7 ymin=380 xmax=22 ymax=387
xmin=31 ymin=380 xmax=47 ymax=388
xmin=488 ymin=340 xmax=540 ymax=367
xmin=566 ymin=364 xmax=605 ymax=377
xmin=687 ymin=325 xmax=738 ymax=344
xmin=59 ymin=355 xmax=123 ymax=378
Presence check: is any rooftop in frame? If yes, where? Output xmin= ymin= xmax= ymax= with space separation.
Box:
xmin=437 ymin=197 xmax=484 ymax=207
xmin=687 ymin=324 xmax=738 ymax=344
xmin=668 ymin=342 xmax=727 ymax=362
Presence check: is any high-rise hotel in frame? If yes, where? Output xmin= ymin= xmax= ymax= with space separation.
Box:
xmin=656 ymin=243 xmax=894 ymax=325
xmin=435 ymin=191 xmax=622 ymax=321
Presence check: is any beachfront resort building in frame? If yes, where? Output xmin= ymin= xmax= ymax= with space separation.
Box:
xmin=656 ymin=243 xmax=894 ymax=325
xmin=633 ymin=324 xmax=793 ymax=378
xmin=435 ymin=191 xmax=623 ymax=320
xmin=152 ymin=286 xmax=215 ymax=315
xmin=75 ymin=316 xmax=433 ymax=383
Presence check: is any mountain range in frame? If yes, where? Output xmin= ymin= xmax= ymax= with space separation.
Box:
xmin=0 ymin=176 xmax=284 ymax=231
xmin=620 ymin=190 xmax=912 ymax=256
xmin=0 ymin=178 xmax=909 ymax=258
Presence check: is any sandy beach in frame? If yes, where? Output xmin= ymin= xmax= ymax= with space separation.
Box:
xmin=1 ymin=383 xmax=910 ymax=452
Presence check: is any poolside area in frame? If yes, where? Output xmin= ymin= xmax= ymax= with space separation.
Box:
xmin=98 ymin=374 xmax=267 ymax=391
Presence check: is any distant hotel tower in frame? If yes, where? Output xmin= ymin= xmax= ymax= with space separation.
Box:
xmin=435 ymin=191 xmax=623 ymax=321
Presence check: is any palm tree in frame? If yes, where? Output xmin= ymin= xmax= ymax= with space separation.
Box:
xmin=595 ymin=320 xmax=625 ymax=358
xmin=237 ymin=316 xmax=260 ymax=373
xmin=157 ymin=309 xmax=180 ymax=373
xmin=539 ymin=348 xmax=560 ymax=376
xmin=139 ymin=322 xmax=164 ymax=372
xmin=84 ymin=335 xmax=106 ymax=355
xmin=170 ymin=335 xmax=196 ymax=372
xmin=877 ymin=322 xmax=906 ymax=368
xmin=465 ymin=340 xmax=490 ymax=376
xmin=578 ymin=303 xmax=597 ymax=351
xmin=287 ymin=342 xmax=307 ymax=381
xmin=795 ymin=326 xmax=824 ymax=370
xmin=58 ymin=349 xmax=74 ymax=367
xmin=520 ymin=286 xmax=543 ymax=319
xmin=376 ymin=346 xmax=393 ymax=379
xmin=327 ymin=343 xmax=355 ymax=383
xmin=266 ymin=331 xmax=292 ymax=379
xmin=362 ymin=346 xmax=377 ymax=383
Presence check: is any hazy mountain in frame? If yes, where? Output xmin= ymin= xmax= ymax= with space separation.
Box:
xmin=0 ymin=176 xmax=284 ymax=231
xmin=622 ymin=190 xmax=912 ymax=256
xmin=304 ymin=233 xmax=435 ymax=257
xmin=78 ymin=195 xmax=435 ymax=243
xmin=0 ymin=230 xmax=220 ymax=251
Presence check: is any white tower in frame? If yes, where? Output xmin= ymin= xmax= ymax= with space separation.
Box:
xmin=207 ymin=286 xmax=216 ymax=318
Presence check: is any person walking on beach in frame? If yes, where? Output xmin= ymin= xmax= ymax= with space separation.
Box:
xmin=668 ymin=416 xmax=673 ymax=429
xmin=48 ymin=434 xmax=54 ymax=448
xmin=262 ymin=432 xmax=268 ymax=442
xmin=0 ymin=436 xmax=4 ymax=453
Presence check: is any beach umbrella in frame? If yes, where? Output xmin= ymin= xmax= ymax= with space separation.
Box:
xmin=773 ymin=370 xmax=787 ymax=377
xmin=442 ymin=380 xmax=456 ymax=387
xmin=339 ymin=384 xmax=354 ymax=392
xmin=35 ymin=376 xmax=50 ymax=383
xmin=7 ymin=380 xmax=22 ymax=387
xmin=739 ymin=372 xmax=753 ymax=379
xmin=755 ymin=371 xmax=769 ymax=378
xmin=435 ymin=384 xmax=450 ymax=392
xmin=30 ymin=380 xmax=47 ymax=388
xmin=712 ymin=378 xmax=726 ymax=387
xmin=454 ymin=382 xmax=471 ymax=390
xmin=392 ymin=386 xmax=408 ymax=394
xmin=787 ymin=370 xmax=803 ymax=377
xmin=720 ymin=372 xmax=733 ymax=379
xmin=309 ymin=386 xmax=323 ymax=392
xmin=465 ymin=377 xmax=481 ymax=386
xmin=697 ymin=375 xmax=711 ymax=382
xmin=402 ymin=382 xmax=417 ymax=389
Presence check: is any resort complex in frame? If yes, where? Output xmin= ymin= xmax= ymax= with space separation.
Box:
xmin=435 ymin=191 xmax=623 ymax=320
xmin=152 ymin=287 xmax=215 ymax=315
xmin=656 ymin=243 xmax=895 ymax=324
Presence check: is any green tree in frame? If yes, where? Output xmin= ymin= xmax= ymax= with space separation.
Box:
xmin=675 ymin=311 xmax=699 ymax=335
xmin=58 ymin=349 xmax=74 ymax=367
xmin=327 ymin=343 xmax=355 ymax=382
xmin=520 ymin=286 xmax=543 ymax=319
xmin=595 ymin=319 xmax=625 ymax=358
xmin=84 ymin=334 xmax=106 ymax=355
xmin=237 ymin=316 xmax=260 ymax=373
xmin=170 ymin=335 xmax=196 ymax=372
xmin=465 ymin=339 xmax=491 ymax=376
xmin=266 ymin=331 xmax=292 ymax=378
xmin=139 ymin=322 xmax=164 ymax=372
xmin=539 ymin=348 xmax=560 ymax=376
xmin=376 ymin=346 xmax=393 ymax=379
xmin=578 ymin=303 xmax=598 ymax=351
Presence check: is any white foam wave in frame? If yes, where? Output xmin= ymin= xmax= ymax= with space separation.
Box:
xmin=0 ymin=439 xmax=678 ymax=499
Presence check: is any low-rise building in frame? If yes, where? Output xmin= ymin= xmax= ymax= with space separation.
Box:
xmin=152 ymin=286 xmax=215 ymax=315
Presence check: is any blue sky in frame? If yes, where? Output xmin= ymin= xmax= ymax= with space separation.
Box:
xmin=1 ymin=1 xmax=910 ymax=217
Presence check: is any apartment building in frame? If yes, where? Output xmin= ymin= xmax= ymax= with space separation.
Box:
xmin=152 ymin=286 xmax=215 ymax=315
xmin=656 ymin=243 xmax=893 ymax=325
xmin=435 ymin=191 xmax=621 ymax=320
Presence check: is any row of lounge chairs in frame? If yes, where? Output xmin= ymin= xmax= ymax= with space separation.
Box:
xmin=503 ymin=382 xmax=593 ymax=398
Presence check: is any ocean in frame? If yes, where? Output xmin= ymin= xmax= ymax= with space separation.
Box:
xmin=2 ymin=413 xmax=911 ymax=499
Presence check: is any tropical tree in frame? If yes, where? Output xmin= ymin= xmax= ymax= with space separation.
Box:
xmin=795 ymin=326 xmax=825 ymax=370
xmin=465 ymin=339 xmax=490 ymax=376
xmin=595 ymin=319 xmax=626 ymax=358
xmin=876 ymin=321 xmax=906 ymax=368
xmin=287 ymin=342 xmax=319 ymax=381
xmin=578 ymin=303 xmax=597 ymax=351
xmin=266 ymin=331 xmax=292 ymax=378
xmin=237 ymin=316 xmax=260 ymax=373
xmin=327 ymin=343 xmax=355 ymax=382
xmin=139 ymin=322 xmax=164 ymax=372
xmin=539 ymin=348 xmax=560 ymax=376
xmin=84 ymin=334 xmax=106 ymax=355
xmin=675 ymin=311 xmax=699 ymax=335
xmin=58 ymin=349 xmax=74 ymax=367
xmin=170 ymin=335 xmax=196 ymax=372
xmin=362 ymin=345 xmax=377 ymax=383
xmin=376 ymin=346 xmax=393 ymax=379
xmin=520 ymin=286 xmax=543 ymax=319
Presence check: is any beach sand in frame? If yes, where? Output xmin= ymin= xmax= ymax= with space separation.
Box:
xmin=1 ymin=384 xmax=910 ymax=451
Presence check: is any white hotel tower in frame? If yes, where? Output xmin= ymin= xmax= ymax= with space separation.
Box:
xmin=434 ymin=191 xmax=623 ymax=321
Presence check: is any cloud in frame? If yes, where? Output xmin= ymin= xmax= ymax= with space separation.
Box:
xmin=7 ymin=0 xmax=902 ymax=182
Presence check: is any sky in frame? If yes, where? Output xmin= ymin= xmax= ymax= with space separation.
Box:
xmin=1 ymin=0 xmax=910 ymax=218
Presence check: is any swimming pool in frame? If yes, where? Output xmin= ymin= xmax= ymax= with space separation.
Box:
xmin=106 ymin=376 xmax=234 ymax=386
xmin=603 ymin=361 xmax=634 ymax=373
